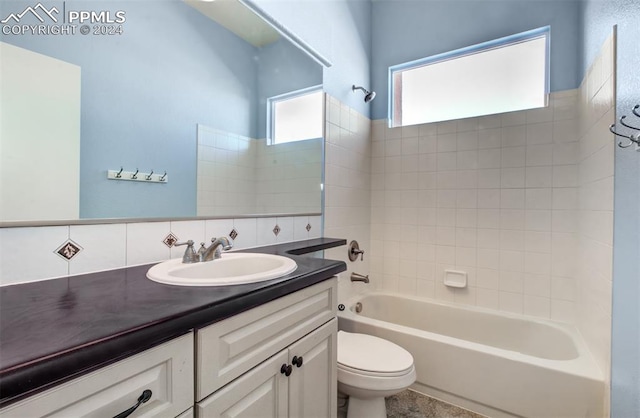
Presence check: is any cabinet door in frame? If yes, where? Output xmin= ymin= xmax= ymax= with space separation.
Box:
xmin=0 ymin=333 xmax=194 ymax=418
xmin=197 ymin=351 xmax=289 ymax=418
xmin=287 ymin=318 xmax=337 ymax=418
xmin=197 ymin=279 xmax=336 ymax=401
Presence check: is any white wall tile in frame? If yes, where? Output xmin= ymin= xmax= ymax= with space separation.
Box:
xmin=276 ymin=217 xmax=295 ymax=243
xmin=0 ymin=226 xmax=69 ymax=285
xmin=233 ymin=218 xmax=257 ymax=249
xmin=500 ymin=168 xmax=525 ymax=188
xmin=69 ymin=224 xmax=126 ymax=276
xmin=526 ymin=122 xmax=553 ymax=145
xmin=501 ymin=146 xmax=525 ymax=167
xmin=256 ymin=217 xmax=278 ymax=246
xmin=478 ymin=128 xmax=502 ymax=149
xmin=126 ymin=222 xmax=171 ymax=266
xmin=526 ymin=145 xmax=553 ymax=166
xmin=525 ymin=166 xmax=553 ymax=188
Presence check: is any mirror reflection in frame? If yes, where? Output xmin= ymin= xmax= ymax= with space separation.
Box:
xmin=0 ymin=0 xmax=324 ymax=223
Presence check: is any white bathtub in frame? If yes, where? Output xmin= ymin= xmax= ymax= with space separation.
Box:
xmin=337 ymin=292 xmax=604 ymax=418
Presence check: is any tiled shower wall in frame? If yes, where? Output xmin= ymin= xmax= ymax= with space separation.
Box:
xmin=322 ymin=95 xmax=372 ymax=302
xmin=576 ymin=32 xmax=615 ymax=406
xmin=0 ymin=215 xmax=321 ymax=286
xmin=369 ymin=91 xmax=585 ymax=322
xmin=197 ymin=125 xmax=257 ymax=216
xmin=197 ymin=126 xmax=322 ymax=216
xmin=254 ymin=138 xmax=323 ymax=214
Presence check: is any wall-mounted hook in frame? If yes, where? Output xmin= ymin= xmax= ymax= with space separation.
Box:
xmin=131 ymin=168 xmax=139 ymax=180
xmin=619 ymin=115 xmax=640 ymax=131
xmin=633 ymin=104 xmax=640 ymax=118
xmin=115 ymin=167 xmax=123 ymax=178
xmin=146 ymin=170 xmax=154 ymax=180
xmin=160 ymin=171 xmax=167 ymax=182
xmin=610 ymin=124 xmax=640 ymax=149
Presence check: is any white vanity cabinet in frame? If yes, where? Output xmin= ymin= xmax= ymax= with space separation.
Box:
xmin=0 ymin=277 xmax=338 ymax=418
xmin=0 ymin=333 xmax=195 ymax=418
xmin=196 ymin=279 xmax=338 ymax=418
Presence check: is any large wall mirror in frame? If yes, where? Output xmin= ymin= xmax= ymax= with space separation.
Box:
xmin=0 ymin=0 xmax=326 ymax=224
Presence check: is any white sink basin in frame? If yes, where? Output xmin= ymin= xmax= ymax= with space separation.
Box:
xmin=146 ymin=253 xmax=297 ymax=286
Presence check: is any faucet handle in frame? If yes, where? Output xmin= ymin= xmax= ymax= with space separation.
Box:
xmin=175 ymin=240 xmax=198 ymax=263
xmin=348 ymin=240 xmax=364 ymax=262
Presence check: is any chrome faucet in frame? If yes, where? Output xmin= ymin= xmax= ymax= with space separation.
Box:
xmin=199 ymin=236 xmax=233 ymax=262
xmin=350 ymin=272 xmax=369 ymax=283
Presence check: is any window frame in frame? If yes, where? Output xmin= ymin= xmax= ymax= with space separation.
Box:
xmin=388 ymin=26 xmax=550 ymax=127
xmin=266 ymin=85 xmax=325 ymax=146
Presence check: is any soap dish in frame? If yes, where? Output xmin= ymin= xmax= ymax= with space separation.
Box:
xmin=443 ymin=269 xmax=467 ymax=288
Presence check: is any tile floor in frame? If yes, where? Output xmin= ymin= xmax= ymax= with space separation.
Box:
xmin=386 ymin=390 xmax=486 ymax=418
xmin=338 ymin=390 xmax=486 ymax=418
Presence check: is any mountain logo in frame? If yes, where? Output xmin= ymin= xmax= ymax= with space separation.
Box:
xmin=1 ymin=3 xmax=60 ymax=24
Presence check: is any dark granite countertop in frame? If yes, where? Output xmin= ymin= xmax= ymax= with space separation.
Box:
xmin=0 ymin=238 xmax=346 ymax=406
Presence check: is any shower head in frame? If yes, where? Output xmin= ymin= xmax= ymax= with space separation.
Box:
xmin=352 ymin=85 xmax=376 ymax=103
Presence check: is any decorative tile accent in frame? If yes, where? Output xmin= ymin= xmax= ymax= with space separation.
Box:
xmin=273 ymin=224 xmax=281 ymax=236
xmin=163 ymin=233 xmax=178 ymax=248
xmin=55 ymin=240 xmax=83 ymax=261
xmin=229 ymin=228 xmax=238 ymax=240
xmin=306 ymin=223 xmax=312 ymax=232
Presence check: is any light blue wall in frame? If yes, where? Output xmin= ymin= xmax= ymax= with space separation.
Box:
xmin=370 ymin=0 xmax=581 ymax=120
xmin=251 ymin=0 xmax=372 ymax=117
xmin=1 ymin=0 xmax=259 ymax=218
xmin=580 ymin=1 xmax=640 ymax=416
xmin=257 ymin=39 xmax=323 ymax=139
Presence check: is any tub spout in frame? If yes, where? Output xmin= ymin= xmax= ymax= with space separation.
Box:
xmin=350 ymin=272 xmax=369 ymax=283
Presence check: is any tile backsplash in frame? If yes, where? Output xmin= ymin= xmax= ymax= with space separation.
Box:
xmin=0 ymin=215 xmax=321 ymax=286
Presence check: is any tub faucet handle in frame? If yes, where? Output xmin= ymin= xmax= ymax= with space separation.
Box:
xmin=348 ymin=240 xmax=364 ymax=261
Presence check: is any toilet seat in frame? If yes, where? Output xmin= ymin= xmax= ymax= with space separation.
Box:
xmin=338 ymin=362 xmax=413 ymax=377
xmin=337 ymin=331 xmax=414 ymax=376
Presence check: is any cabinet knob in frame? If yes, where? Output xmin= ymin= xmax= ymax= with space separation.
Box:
xmin=280 ymin=364 xmax=292 ymax=376
xmin=113 ymin=389 xmax=152 ymax=418
xmin=292 ymin=356 xmax=303 ymax=368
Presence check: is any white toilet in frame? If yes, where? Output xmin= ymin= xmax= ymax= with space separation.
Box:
xmin=337 ymin=331 xmax=416 ymax=418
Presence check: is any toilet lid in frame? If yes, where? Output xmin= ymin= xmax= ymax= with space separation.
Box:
xmin=337 ymin=331 xmax=414 ymax=374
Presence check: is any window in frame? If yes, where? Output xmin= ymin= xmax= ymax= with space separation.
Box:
xmin=389 ymin=26 xmax=550 ymax=127
xmin=268 ymin=86 xmax=324 ymax=145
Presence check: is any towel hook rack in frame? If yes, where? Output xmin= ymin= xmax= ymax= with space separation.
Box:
xmin=107 ymin=168 xmax=168 ymax=183
xmin=610 ymin=104 xmax=640 ymax=150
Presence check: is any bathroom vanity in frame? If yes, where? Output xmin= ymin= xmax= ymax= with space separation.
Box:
xmin=0 ymin=238 xmax=345 ymax=417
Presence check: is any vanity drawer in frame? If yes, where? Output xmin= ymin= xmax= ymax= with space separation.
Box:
xmin=196 ymin=278 xmax=337 ymax=400
xmin=0 ymin=333 xmax=194 ymax=418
